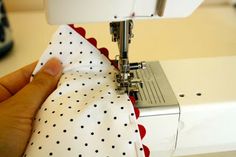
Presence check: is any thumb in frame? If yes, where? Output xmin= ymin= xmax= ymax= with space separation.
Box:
xmin=8 ymin=58 xmax=62 ymax=117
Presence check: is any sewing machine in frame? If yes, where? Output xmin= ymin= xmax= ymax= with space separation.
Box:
xmin=45 ymin=0 xmax=236 ymax=157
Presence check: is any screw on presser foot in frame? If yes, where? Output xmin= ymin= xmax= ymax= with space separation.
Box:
xmin=110 ymin=20 xmax=146 ymax=97
xmin=115 ymin=61 xmax=146 ymax=97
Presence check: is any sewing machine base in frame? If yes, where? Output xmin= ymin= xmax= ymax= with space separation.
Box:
xmin=135 ymin=61 xmax=179 ymax=112
xmin=136 ymin=56 xmax=236 ymax=157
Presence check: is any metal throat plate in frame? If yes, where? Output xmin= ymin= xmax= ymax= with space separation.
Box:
xmin=134 ymin=61 xmax=179 ymax=116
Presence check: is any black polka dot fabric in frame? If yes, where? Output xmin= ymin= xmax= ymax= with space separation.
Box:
xmin=24 ymin=25 xmax=145 ymax=157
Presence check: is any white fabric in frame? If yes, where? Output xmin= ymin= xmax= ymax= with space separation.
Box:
xmin=23 ymin=25 xmax=145 ymax=157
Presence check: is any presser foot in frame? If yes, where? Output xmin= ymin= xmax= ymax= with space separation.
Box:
xmin=115 ymin=61 xmax=146 ymax=96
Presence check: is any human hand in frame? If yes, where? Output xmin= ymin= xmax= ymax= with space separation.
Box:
xmin=0 ymin=58 xmax=62 ymax=157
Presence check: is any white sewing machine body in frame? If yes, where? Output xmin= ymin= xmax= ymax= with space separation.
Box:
xmin=137 ymin=57 xmax=236 ymax=157
xmin=45 ymin=0 xmax=236 ymax=156
xmin=45 ymin=0 xmax=203 ymax=24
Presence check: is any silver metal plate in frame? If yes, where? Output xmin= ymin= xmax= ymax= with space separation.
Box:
xmin=134 ymin=61 xmax=179 ymax=116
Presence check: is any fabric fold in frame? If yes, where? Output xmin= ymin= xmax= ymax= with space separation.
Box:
xmin=24 ymin=25 xmax=146 ymax=157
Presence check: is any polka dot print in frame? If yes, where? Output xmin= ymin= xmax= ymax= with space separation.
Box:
xmin=24 ymin=25 xmax=145 ymax=157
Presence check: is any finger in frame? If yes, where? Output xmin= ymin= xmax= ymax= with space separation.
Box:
xmin=0 ymin=62 xmax=37 ymax=102
xmin=6 ymin=58 xmax=62 ymax=117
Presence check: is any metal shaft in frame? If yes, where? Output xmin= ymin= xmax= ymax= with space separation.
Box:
xmin=119 ymin=21 xmax=130 ymax=77
xmin=110 ymin=20 xmax=145 ymax=94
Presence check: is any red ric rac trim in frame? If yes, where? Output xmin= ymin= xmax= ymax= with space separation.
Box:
xmin=87 ymin=38 xmax=97 ymax=47
xmin=134 ymin=107 xmax=140 ymax=119
xmin=129 ymin=95 xmax=136 ymax=105
xmin=69 ymin=24 xmax=119 ymax=69
xmin=99 ymin=47 xmax=109 ymax=58
xmin=129 ymin=96 xmax=150 ymax=157
xmin=69 ymin=24 xmax=86 ymax=37
xmin=143 ymin=145 xmax=150 ymax=157
xmin=138 ymin=124 xmax=146 ymax=139
xmin=69 ymin=24 xmax=150 ymax=157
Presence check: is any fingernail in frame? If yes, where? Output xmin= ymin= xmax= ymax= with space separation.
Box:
xmin=43 ymin=58 xmax=62 ymax=76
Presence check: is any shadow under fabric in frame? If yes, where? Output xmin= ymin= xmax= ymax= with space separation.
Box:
xmin=23 ymin=25 xmax=148 ymax=157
